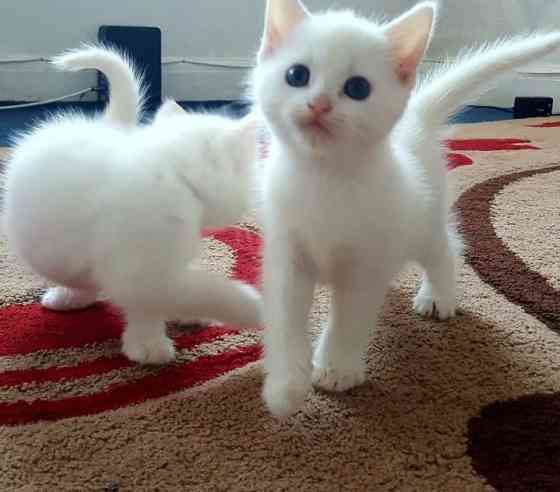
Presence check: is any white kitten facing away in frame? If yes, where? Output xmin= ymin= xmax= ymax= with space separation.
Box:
xmin=252 ymin=0 xmax=560 ymax=418
xmin=3 ymin=46 xmax=261 ymax=365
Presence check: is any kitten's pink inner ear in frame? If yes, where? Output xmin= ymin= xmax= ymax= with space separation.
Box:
xmin=384 ymin=2 xmax=436 ymax=84
xmin=259 ymin=0 xmax=310 ymax=60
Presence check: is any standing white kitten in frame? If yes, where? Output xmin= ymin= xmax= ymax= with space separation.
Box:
xmin=4 ymin=46 xmax=261 ymax=365
xmin=252 ymin=0 xmax=560 ymax=418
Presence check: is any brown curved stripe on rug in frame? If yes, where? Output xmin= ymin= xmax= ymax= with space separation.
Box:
xmin=458 ymin=164 xmax=560 ymax=491
xmin=456 ymin=164 xmax=560 ymax=332
xmin=468 ymin=393 xmax=560 ymax=492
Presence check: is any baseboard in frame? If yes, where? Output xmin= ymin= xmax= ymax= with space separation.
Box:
xmin=418 ymin=63 xmax=560 ymax=113
xmin=3 ymin=60 xmax=560 ymax=110
xmin=0 ymin=59 xmax=251 ymax=102
xmin=476 ymin=78 xmax=560 ymax=113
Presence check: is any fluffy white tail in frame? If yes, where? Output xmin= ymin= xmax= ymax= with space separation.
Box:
xmin=409 ymin=32 xmax=560 ymax=129
xmin=52 ymin=45 xmax=145 ymax=127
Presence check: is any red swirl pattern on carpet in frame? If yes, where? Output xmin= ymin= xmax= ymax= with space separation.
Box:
xmin=0 ymin=227 xmax=262 ymax=426
xmin=445 ymin=138 xmax=540 ymax=170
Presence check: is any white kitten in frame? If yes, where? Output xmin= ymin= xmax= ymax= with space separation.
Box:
xmin=4 ymin=46 xmax=261 ymax=365
xmin=252 ymin=0 xmax=560 ymax=418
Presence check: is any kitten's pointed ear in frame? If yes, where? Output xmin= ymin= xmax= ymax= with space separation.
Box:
xmin=384 ymin=2 xmax=436 ymax=85
xmin=259 ymin=0 xmax=310 ymax=61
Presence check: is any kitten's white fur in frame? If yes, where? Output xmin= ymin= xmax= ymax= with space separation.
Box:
xmin=51 ymin=45 xmax=146 ymax=127
xmin=4 ymin=46 xmax=261 ymax=365
xmin=252 ymin=0 xmax=560 ymax=418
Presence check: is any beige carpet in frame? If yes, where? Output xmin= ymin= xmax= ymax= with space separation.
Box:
xmin=1 ymin=117 xmax=560 ymax=491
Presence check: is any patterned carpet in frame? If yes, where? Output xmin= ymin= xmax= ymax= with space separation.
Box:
xmin=1 ymin=117 xmax=560 ymax=491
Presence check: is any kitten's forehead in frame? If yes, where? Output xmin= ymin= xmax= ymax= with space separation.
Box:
xmin=280 ymin=11 xmax=389 ymax=69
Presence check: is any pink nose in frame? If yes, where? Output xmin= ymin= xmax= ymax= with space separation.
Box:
xmin=307 ymin=95 xmax=332 ymax=115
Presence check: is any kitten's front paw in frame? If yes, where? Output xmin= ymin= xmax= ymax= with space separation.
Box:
xmin=414 ymin=293 xmax=456 ymax=320
xmin=122 ymin=335 xmax=176 ymax=365
xmin=263 ymin=375 xmax=311 ymax=419
xmin=312 ymin=361 xmax=367 ymax=392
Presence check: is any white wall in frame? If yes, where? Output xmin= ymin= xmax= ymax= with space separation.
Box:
xmin=1 ymin=0 xmax=560 ymax=106
xmin=0 ymin=0 xmax=264 ymax=101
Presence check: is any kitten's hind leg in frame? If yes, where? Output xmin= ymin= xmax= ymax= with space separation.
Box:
xmin=41 ymin=286 xmax=98 ymax=311
xmin=173 ymin=268 xmax=262 ymax=329
xmin=107 ymin=267 xmax=260 ymax=365
xmin=414 ymin=233 xmax=457 ymax=320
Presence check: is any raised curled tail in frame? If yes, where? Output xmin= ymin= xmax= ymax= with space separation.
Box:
xmin=408 ymin=32 xmax=560 ymax=130
xmin=52 ymin=45 xmax=145 ymax=127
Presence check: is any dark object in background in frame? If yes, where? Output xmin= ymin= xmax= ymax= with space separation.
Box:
xmin=104 ymin=480 xmax=120 ymax=492
xmin=513 ymin=96 xmax=553 ymax=119
xmin=97 ymin=26 xmax=162 ymax=114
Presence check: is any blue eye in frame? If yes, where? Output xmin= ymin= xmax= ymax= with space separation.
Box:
xmin=344 ymin=76 xmax=371 ymax=101
xmin=286 ymin=64 xmax=310 ymax=88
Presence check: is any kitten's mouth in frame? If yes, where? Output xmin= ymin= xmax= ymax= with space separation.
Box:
xmin=301 ymin=118 xmax=334 ymax=139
